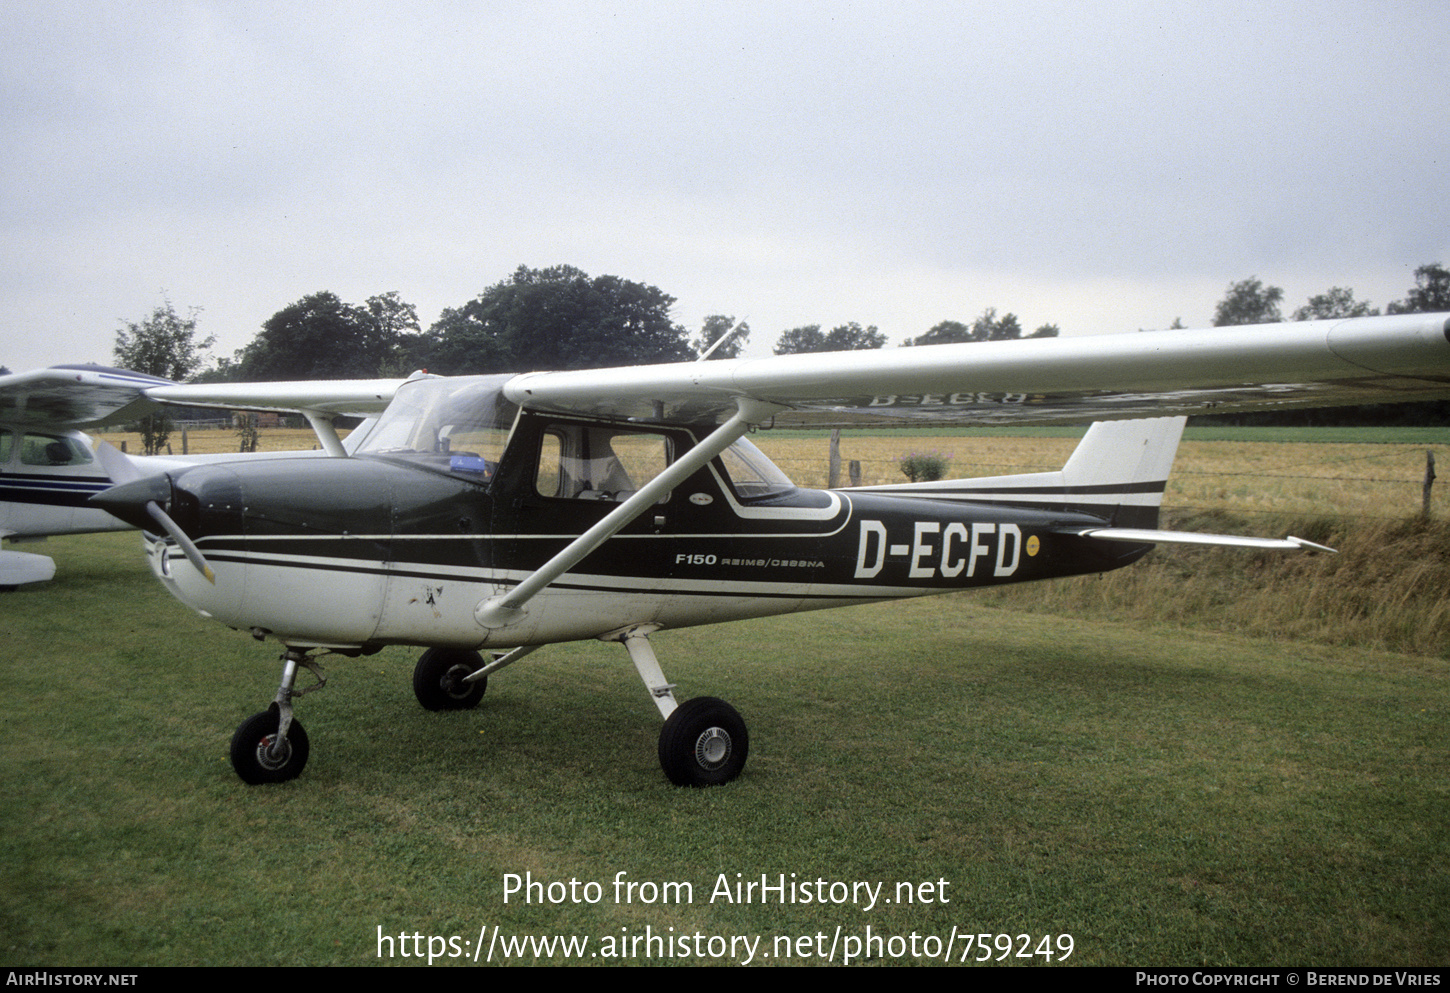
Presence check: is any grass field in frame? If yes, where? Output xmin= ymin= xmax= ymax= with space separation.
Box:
xmin=9 ymin=423 xmax=1446 ymax=965
xmin=2 ymin=529 xmax=1446 ymax=966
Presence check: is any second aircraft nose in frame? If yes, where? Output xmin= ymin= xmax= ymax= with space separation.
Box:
xmin=89 ymin=473 xmax=172 ymax=532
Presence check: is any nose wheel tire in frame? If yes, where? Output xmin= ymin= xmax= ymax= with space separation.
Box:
xmin=658 ymin=697 xmax=748 ymax=787
xmin=413 ymin=648 xmax=488 ymax=711
xmin=230 ymin=711 xmax=310 ymax=784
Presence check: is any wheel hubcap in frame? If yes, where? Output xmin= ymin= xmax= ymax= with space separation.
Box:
xmin=694 ymin=727 xmax=731 ymax=769
xmin=442 ymin=664 xmax=472 ymax=698
xmin=257 ymin=734 xmax=291 ymax=770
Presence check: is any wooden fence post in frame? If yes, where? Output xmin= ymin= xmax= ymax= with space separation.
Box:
xmin=1423 ymin=450 xmax=1436 ymax=518
xmin=828 ymin=429 xmax=841 ymax=488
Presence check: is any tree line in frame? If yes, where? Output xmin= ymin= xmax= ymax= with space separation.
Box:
xmin=1208 ymin=263 xmax=1450 ymax=326
xmin=101 ymin=261 xmax=1450 ymax=406
xmin=82 ymin=260 xmax=1450 ymax=449
xmin=108 ymin=263 xmax=1073 ymax=387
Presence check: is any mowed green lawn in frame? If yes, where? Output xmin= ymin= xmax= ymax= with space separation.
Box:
xmin=1 ymin=533 xmax=1446 ymax=966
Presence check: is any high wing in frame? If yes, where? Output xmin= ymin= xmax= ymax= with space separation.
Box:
xmin=0 ymin=365 xmax=175 ymax=428
xmin=143 ymin=377 xmax=409 ymax=456
xmin=502 ymin=314 xmax=1450 ymax=426
xmin=0 ymin=365 xmax=406 ymax=431
xmin=143 ymin=378 xmax=406 ymax=416
xmin=43 ymin=313 xmax=1442 ymax=431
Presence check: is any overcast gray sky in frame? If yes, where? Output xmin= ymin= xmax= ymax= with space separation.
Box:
xmin=3 ymin=0 xmax=1447 ymax=374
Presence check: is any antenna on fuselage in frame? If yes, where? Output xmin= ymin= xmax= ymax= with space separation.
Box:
xmin=695 ymin=318 xmax=748 ymax=362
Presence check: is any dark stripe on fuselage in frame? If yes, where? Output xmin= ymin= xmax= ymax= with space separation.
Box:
xmin=0 ymin=474 xmax=112 ymax=508
xmin=168 ymin=546 xmax=879 ymax=602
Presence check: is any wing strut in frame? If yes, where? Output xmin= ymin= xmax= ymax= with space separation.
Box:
xmin=300 ymin=410 xmax=347 ymax=458
xmin=473 ymin=396 xmax=785 ymax=630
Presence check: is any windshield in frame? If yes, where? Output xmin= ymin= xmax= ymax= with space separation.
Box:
xmin=355 ymin=375 xmax=518 ymax=481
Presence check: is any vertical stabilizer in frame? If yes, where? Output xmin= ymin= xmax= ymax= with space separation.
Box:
xmin=850 ymin=416 xmax=1187 ymax=528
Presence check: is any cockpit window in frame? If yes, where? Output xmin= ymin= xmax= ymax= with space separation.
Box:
xmin=354 ymin=375 xmax=518 ymax=482
xmin=20 ymin=432 xmax=95 ymax=467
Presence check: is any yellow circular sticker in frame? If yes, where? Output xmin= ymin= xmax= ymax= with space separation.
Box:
xmin=1026 ymin=534 xmax=1040 ymax=556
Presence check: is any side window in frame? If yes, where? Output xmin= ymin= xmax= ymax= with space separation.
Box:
xmin=535 ymin=425 xmax=672 ymax=502
xmin=20 ymin=432 xmax=94 ymax=467
xmin=536 ymin=431 xmax=564 ymax=497
xmin=0 ymin=429 xmax=11 ymax=465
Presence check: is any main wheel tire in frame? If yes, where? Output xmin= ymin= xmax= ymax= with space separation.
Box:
xmin=413 ymin=648 xmax=487 ymax=711
xmin=658 ymin=696 xmax=748 ymax=787
xmin=230 ymin=710 xmax=310 ymax=785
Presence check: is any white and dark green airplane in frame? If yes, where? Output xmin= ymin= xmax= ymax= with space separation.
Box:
xmin=6 ymin=313 xmax=1450 ymax=787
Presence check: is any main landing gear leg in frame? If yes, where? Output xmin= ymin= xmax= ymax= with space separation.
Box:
xmin=229 ymin=649 xmax=327 ymax=785
xmin=616 ymin=627 xmax=749 ymax=788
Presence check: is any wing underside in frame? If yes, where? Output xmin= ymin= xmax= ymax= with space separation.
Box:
xmin=0 ymin=365 xmax=174 ymax=428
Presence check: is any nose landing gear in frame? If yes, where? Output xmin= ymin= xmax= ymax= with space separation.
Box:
xmin=229 ymin=649 xmax=327 ymax=785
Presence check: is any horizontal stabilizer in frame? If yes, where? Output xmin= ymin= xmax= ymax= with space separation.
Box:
xmin=1069 ymin=527 xmax=1335 ymax=553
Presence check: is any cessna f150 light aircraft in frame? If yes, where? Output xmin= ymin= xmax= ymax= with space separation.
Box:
xmin=14 ymin=313 xmax=1450 ymax=787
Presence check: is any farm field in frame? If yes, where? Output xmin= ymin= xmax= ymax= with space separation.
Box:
xmin=755 ymin=427 xmax=1449 ymax=521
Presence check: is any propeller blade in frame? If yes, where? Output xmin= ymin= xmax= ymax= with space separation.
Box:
xmin=88 ymin=464 xmax=215 ymax=584
xmin=90 ymin=439 xmax=147 ymax=486
xmin=145 ymin=500 xmax=215 ymax=584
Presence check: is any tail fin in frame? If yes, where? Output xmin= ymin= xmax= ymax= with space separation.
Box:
xmin=853 ymin=416 xmax=1186 ymax=529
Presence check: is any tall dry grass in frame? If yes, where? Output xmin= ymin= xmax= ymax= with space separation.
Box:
xmin=969 ymin=511 xmax=1450 ymax=657
xmin=91 ymin=425 xmax=326 ymax=455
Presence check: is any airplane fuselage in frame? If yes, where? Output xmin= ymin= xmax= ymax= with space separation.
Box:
xmin=117 ymin=428 xmax=1145 ymax=651
xmin=0 ymin=422 xmax=120 ymax=538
